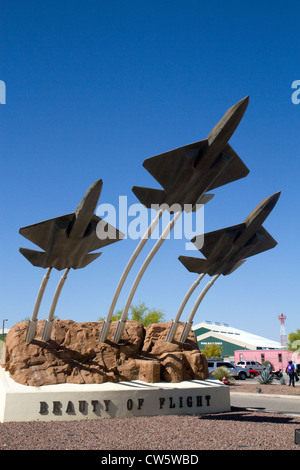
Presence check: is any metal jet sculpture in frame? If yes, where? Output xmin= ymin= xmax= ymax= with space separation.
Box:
xmin=132 ymin=96 xmax=250 ymax=210
xmin=99 ymin=96 xmax=250 ymax=343
xmin=179 ymin=191 xmax=280 ymax=276
xmin=167 ymin=191 xmax=281 ymax=343
xmin=19 ymin=179 xmax=124 ymax=343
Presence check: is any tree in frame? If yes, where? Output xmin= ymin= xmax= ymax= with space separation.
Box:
xmin=287 ymin=329 xmax=300 ymax=351
xmin=130 ymin=302 xmax=148 ymax=324
xmin=201 ymin=343 xmax=223 ymax=358
xmin=141 ymin=308 xmax=165 ymax=327
xmin=98 ymin=301 xmax=165 ymax=326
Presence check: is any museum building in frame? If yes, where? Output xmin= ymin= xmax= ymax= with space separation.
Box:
xmin=193 ymin=321 xmax=282 ymax=362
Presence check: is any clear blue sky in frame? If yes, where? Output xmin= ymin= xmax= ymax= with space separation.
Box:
xmin=1 ymin=0 xmax=299 ymax=343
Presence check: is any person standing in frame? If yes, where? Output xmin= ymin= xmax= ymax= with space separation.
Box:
xmin=286 ymin=360 xmax=295 ymax=387
xmin=294 ymin=362 xmax=299 ymax=382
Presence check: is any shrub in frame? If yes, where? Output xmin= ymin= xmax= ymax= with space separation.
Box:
xmin=211 ymin=366 xmax=234 ymax=384
xmin=257 ymin=369 xmax=273 ymax=384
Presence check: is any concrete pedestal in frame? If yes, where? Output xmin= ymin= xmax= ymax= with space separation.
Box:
xmin=0 ymin=368 xmax=230 ymax=422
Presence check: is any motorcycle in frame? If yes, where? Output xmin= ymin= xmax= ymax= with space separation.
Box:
xmin=271 ymin=369 xmax=283 ymax=380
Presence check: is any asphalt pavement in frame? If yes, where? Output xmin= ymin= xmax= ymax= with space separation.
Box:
xmin=231 ymin=393 xmax=300 ymax=416
xmin=230 ymin=374 xmax=300 ymax=417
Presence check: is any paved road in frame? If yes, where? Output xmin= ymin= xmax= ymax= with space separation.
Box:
xmin=231 ymin=388 xmax=300 ymax=417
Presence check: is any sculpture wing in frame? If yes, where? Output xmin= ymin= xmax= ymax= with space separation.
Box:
xmin=178 ymin=255 xmax=246 ymax=276
xmin=178 ymin=256 xmax=209 ymax=274
xmin=208 ymin=144 xmax=250 ymax=190
xmin=244 ymin=226 xmax=277 ymax=258
xmin=19 ymin=214 xmax=74 ymax=251
xmin=76 ymin=252 xmax=102 ymax=269
xmin=193 ymin=223 xmax=246 ymax=258
xmin=142 ymin=139 xmax=208 ymax=191
xmin=19 ymin=248 xmax=48 ymax=268
xmin=84 ymin=215 xmax=125 ymax=252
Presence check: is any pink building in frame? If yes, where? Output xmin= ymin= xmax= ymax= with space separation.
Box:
xmin=234 ymin=349 xmax=296 ymax=371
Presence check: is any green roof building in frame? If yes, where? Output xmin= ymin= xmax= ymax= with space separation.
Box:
xmin=193 ymin=321 xmax=282 ymax=359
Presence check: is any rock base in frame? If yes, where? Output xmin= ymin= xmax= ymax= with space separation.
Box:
xmin=3 ymin=320 xmax=208 ymax=386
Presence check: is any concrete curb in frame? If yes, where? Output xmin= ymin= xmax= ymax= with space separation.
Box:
xmin=230 ymin=391 xmax=300 ymax=399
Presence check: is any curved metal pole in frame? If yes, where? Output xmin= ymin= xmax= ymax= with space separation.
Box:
xmin=42 ymin=268 xmax=70 ymax=342
xmin=99 ymin=209 xmax=164 ymax=342
xmin=113 ymin=210 xmax=182 ymax=343
xmin=26 ymin=267 xmax=52 ymax=344
xmin=166 ymin=272 xmax=206 ymax=343
xmin=179 ymin=273 xmax=220 ymax=343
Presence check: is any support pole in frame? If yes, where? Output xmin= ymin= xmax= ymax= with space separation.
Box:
xmin=26 ymin=267 xmax=52 ymax=344
xmin=99 ymin=209 xmax=164 ymax=342
xmin=166 ymin=272 xmax=206 ymax=343
xmin=42 ymin=268 xmax=70 ymax=342
xmin=113 ymin=210 xmax=182 ymax=343
xmin=179 ymin=273 xmax=220 ymax=343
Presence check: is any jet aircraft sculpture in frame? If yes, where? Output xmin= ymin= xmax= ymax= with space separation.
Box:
xmin=168 ymin=191 xmax=280 ymax=343
xmin=179 ymin=191 xmax=280 ymax=276
xmin=20 ymin=179 xmax=124 ymax=343
xmin=100 ymin=96 xmax=251 ymax=343
xmin=132 ymin=96 xmax=250 ymax=211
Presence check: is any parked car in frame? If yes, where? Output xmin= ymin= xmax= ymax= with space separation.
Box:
xmin=248 ymin=368 xmax=260 ymax=378
xmin=236 ymin=360 xmax=265 ymax=372
xmin=207 ymin=360 xmax=250 ymax=380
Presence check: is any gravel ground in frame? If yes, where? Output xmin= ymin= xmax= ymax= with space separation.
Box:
xmin=0 ymin=409 xmax=299 ymax=451
xmin=0 ymin=381 xmax=299 ymax=451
